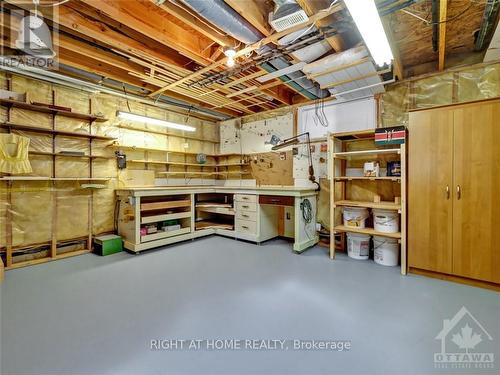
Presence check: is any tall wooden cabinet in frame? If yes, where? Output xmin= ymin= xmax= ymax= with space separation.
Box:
xmin=408 ymin=99 xmax=500 ymax=286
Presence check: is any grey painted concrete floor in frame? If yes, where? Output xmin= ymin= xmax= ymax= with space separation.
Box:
xmin=1 ymin=236 xmax=499 ymax=375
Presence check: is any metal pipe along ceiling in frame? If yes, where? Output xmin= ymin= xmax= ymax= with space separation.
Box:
xmin=180 ymin=0 xmax=327 ymax=99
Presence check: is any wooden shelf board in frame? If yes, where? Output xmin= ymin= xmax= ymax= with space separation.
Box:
xmin=335 ymin=176 xmax=401 ymax=181
xmin=117 ymin=125 xmax=219 ymax=143
xmin=195 ymin=220 xmax=233 ymax=230
xmin=0 ymin=177 xmax=111 ymax=181
xmin=140 ymin=199 xmax=191 ymax=211
xmin=129 ymin=160 xmax=218 ymax=167
xmin=196 ymin=207 xmax=235 ymax=216
xmin=158 ymin=171 xmax=250 ymax=176
xmin=196 ymin=203 xmax=232 ymax=208
xmin=215 ymin=163 xmax=249 ymax=167
xmin=335 ymin=200 xmax=401 ymax=210
xmin=0 ymin=98 xmax=108 ymax=122
xmin=334 ymin=225 xmax=401 ymax=239
xmin=158 ymin=172 xmax=217 ymax=176
xmin=1 ymin=123 xmax=116 ymax=140
xmin=331 ymin=129 xmax=376 ymax=140
xmin=29 ymin=151 xmax=112 ymax=159
xmin=110 ymin=144 xmax=243 ymax=157
xmin=141 ymin=211 xmax=192 ymax=224
xmin=141 ymin=227 xmax=191 ymax=242
xmin=6 ymin=249 xmax=91 ymax=270
xmin=333 ymin=148 xmax=400 ymax=159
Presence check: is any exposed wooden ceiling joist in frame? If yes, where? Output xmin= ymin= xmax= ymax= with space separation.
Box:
xmin=78 ymin=0 xmax=214 ymax=66
xmin=148 ymin=0 xmax=237 ymax=47
xmin=438 ymin=0 xmax=448 ymax=71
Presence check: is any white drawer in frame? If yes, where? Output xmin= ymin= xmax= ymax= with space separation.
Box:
xmin=234 ymin=194 xmax=257 ymax=203
xmin=236 ymin=210 xmax=257 ymax=222
xmin=235 ymin=201 xmax=257 ymax=212
xmin=235 ymin=219 xmax=257 ymax=234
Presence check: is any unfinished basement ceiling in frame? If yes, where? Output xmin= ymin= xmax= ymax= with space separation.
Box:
xmin=0 ymin=0 xmax=497 ymax=118
xmin=383 ymin=0 xmax=489 ymax=75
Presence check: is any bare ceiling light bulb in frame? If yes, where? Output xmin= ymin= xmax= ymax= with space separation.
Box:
xmin=224 ymin=48 xmax=236 ymax=67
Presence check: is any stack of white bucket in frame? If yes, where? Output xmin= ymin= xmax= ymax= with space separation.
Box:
xmin=343 ymin=207 xmax=399 ymax=266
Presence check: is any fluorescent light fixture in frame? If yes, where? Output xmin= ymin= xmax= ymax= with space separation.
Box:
xmin=344 ymin=0 xmax=393 ymax=67
xmin=116 ymin=111 xmax=196 ymax=132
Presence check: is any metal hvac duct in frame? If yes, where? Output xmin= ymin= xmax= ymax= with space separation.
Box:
xmin=180 ymin=0 xmax=328 ymax=99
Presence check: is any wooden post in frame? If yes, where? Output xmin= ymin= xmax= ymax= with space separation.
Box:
xmin=0 ymin=257 xmax=4 ymax=282
xmin=400 ymin=142 xmax=407 ymax=275
xmin=51 ymin=90 xmax=57 ymax=258
xmin=6 ymin=181 xmax=13 ymax=267
xmin=5 ymin=74 xmax=13 ymax=267
xmin=328 ymin=133 xmax=335 ymax=259
xmin=88 ymin=97 xmax=94 ymax=251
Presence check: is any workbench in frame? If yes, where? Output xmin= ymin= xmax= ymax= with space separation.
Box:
xmin=115 ymin=186 xmax=318 ymax=253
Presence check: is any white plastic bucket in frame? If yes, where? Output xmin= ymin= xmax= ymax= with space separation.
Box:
xmin=343 ymin=207 xmax=369 ymax=228
xmin=372 ymin=209 xmax=399 ymax=233
xmin=373 ymin=236 xmax=399 ymax=266
xmin=346 ymin=233 xmax=371 ymax=260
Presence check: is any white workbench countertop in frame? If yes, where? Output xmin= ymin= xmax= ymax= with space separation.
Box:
xmin=116 ymin=185 xmax=318 ymax=197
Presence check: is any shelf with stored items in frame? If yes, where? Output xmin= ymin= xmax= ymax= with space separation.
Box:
xmin=0 ymin=87 xmax=111 ymax=271
xmin=329 ymin=128 xmax=407 ymax=275
xmin=109 ymin=143 xmax=242 ymax=157
xmin=111 ymin=143 xmax=249 ymax=180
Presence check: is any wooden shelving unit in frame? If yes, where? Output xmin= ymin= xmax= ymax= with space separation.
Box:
xmin=133 ymin=194 xmax=194 ymax=246
xmin=113 ymin=143 xmax=249 ymax=181
xmin=0 ymin=93 xmax=111 ymax=270
xmin=117 ymin=124 xmax=219 ymax=143
xmin=329 ymin=129 xmax=407 ymax=275
xmin=110 ymin=143 xmax=242 ymax=157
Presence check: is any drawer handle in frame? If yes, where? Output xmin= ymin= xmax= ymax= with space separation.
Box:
xmin=242 ymin=197 xmax=249 ymax=200
xmin=242 ymin=225 xmax=249 ymax=229
xmin=242 ymin=205 xmax=249 ymax=208
xmin=242 ymin=214 xmax=249 ymax=218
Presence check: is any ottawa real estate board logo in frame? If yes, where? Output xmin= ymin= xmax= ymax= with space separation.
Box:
xmin=434 ymin=306 xmax=494 ymax=370
xmin=0 ymin=1 xmax=59 ymax=69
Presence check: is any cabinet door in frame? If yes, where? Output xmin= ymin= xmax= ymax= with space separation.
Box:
xmin=452 ymin=103 xmax=500 ymax=283
xmin=408 ymin=109 xmax=454 ymax=273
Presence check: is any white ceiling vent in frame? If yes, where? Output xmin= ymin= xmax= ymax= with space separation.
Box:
xmin=269 ymin=0 xmax=308 ymax=32
xmin=270 ymin=9 xmax=309 ymax=32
